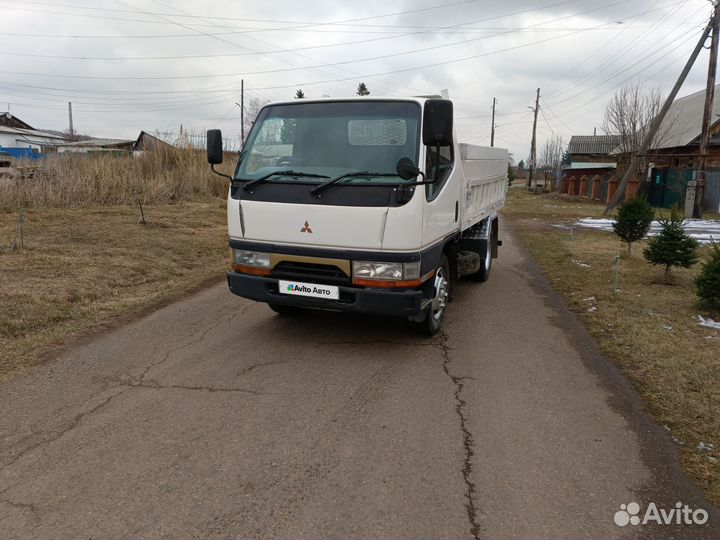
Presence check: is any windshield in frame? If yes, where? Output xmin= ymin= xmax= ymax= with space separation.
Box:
xmin=236 ymin=100 xmax=421 ymax=185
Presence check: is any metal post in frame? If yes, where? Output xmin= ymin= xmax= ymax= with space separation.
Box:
xmin=240 ymin=79 xmax=245 ymax=146
xmin=491 ymin=97 xmax=496 ymax=147
xmin=68 ymin=102 xmax=74 ymax=139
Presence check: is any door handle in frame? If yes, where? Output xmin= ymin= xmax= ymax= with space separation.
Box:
xmin=454 ymin=200 xmax=459 ymax=222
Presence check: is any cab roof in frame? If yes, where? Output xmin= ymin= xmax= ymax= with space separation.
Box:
xmin=261 ymin=95 xmax=443 ymax=108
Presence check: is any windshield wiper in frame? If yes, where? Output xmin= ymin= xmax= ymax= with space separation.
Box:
xmin=310 ymin=171 xmax=398 ymax=197
xmin=241 ymin=170 xmax=329 ymax=191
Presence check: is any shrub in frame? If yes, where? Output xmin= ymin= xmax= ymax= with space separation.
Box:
xmin=613 ymin=197 xmax=654 ymax=256
xmin=643 ymin=206 xmax=699 ymax=281
xmin=696 ymin=239 xmax=720 ymax=310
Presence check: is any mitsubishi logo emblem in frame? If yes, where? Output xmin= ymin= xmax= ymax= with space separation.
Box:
xmin=300 ymin=220 xmax=313 ymax=233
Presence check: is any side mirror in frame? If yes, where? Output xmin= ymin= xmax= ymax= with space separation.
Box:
xmin=207 ymin=129 xmax=223 ymax=165
xmin=422 ymin=99 xmax=453 ymax=147
xmin=396 ymin=157 xmax=423 ymax=180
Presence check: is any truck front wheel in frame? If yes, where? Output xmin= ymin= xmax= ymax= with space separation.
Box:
xmin=419 ymin=254 xmax=450 ymax=336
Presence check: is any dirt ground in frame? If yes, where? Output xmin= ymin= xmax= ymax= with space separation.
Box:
xmin=0 ymin=201 xmax=227 ymax=380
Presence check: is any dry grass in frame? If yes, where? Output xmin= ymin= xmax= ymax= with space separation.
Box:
xmin=0 ymin=201 xmax=228 ymax=380
xmin=0 ymin=147 xmax=234 ymax=209
xmin=503 ymin=189 xmax=720 ymax=505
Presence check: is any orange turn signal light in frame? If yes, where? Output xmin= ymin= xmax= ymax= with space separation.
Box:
xmin=231 ymin=264 xmax=271 ymax=276
xmin=352 ymin=271 xmax=435 ymax=289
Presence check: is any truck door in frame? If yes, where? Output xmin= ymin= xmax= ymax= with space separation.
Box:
xmin=421 ymin=140 xmax=461 ymax=248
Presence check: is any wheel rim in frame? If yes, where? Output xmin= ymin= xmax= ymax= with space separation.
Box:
xmin=431 ymin=267 xmax=449 ymax=321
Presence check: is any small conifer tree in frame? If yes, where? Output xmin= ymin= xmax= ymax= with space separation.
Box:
xmin=613 ymin=197 xmax=654 ymax=256
xmin=696 ymin=239 xmax=720 ymax=310
xmin=643 ymin=206 xmax=699 ymax=281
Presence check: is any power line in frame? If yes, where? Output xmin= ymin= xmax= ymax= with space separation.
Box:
xmin=0 ymin=1 xmax=647 ymax=92
xmin=0 ymin=0 xmax=626 ymax=62
xmin=545 ymin=0 xmax=695 ymax=101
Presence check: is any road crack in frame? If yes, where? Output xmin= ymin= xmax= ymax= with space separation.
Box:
xmin=437 ymin=331 xmax=481 ymax=540
xmin=0 ymin=497 xmax=40 ymax=524
xmin=237 ymin=360 xmax=288 ymax=376
xmin=0 ymin=387 xmax=126 ymax=474
xmin=134 ymin=316 xmax=226 ymax=382
xmin=124 ymin=379 xmax=264 ymax=395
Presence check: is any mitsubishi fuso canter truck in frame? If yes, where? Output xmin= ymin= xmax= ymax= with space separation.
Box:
xmin=206 ymin=96 xmax=508 ymax=335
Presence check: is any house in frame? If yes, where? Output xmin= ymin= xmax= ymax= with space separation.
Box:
xmin=0 ymin=112 xmax=68 ymax=159
xmin=561 ymin=135 xmax=620 ymax=198
xmin=133 ymin=131 xmax=175 ymax=154
xmin=640 ymin=84 xmax=720 ymax=212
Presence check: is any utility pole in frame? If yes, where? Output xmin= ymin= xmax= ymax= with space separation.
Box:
xmin=527 ymin=88 xmax=540 ymax=190
xmin=490 ymin=97 xmax=496 ymax=147
xmin=240 ymin=79 xmax=245 ymax=146
xmin=68 ymin=102 xmax=74 ymax=139
xmin=694 ymin=2 xmax=720 ymax=218
xmin=605 ymin=17 xmax=713 ymax=214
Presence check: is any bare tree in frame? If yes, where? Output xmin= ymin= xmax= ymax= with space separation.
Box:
xmin=243 ymin=97 xmax=269 ymax=140
xmin=602 ymin=84 xmax=671 ymax=176
xmin=540 ymin=133 xmax=564 ymax=189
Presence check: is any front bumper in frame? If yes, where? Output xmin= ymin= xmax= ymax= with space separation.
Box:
xmin=227 ymin=271 xmax=424 ymax=316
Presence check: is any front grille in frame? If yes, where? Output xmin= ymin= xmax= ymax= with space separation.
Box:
xmin=271 ymin=261 xmax=351 ymax=286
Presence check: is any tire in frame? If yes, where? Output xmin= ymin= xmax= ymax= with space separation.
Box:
xmin=418 ymin=254 xmax=450 ymax=336
xmin=268 ymin=303 xmax=302 ymax=316
xmin=470 ymin=225 xmax=492 ymax=282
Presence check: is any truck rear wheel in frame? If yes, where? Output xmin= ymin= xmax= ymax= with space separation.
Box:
xmin=470 ymin=225 xmax=492 ymax=282
xmin=419 ymin=254 xmax=450 ymax=336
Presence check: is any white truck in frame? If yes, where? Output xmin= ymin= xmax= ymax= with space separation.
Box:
xmin=207 ymin=96 xmax=508 ymax=335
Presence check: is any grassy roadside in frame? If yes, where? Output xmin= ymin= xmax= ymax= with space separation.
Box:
xmin=502 ymin=188 xmax=720 ymax=505
xmin=0 ymin=201 xmax=228 ymax=381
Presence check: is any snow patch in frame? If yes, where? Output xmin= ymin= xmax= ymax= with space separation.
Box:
xmin=575 ymin=218 xmax=720 ymax=244
xmin=697 ymin=316 xmax=720 ymax=330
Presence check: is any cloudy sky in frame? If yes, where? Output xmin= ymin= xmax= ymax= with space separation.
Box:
xmin=0 ymin=0 xmax=713 ymax=159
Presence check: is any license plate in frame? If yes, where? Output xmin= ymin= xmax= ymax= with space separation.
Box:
xmin=279 ymin=280 xmax=339 ymax=300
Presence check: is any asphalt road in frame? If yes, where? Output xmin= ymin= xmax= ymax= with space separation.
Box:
xmin=1 ymin=222 xmax=718 ymax=539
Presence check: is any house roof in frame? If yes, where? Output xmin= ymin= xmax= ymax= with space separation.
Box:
xmin=652 ymin=83 xmax=720 ymax=149
xmin=563 ymin=162 xmax=617 ymax=170
xmin=134 ymin=131 xmax=174 ymax=151
xmin=0 ymin=125 xmax=68 ymax=142
xmin=0 ymin=112 xmax=34 ymax=131
xmin=567 ymin=135 xmax=621 ymax=155
xmin=61 ymin=138 xmax=134 ymax=148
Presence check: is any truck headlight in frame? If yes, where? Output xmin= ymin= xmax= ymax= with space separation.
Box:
xmin=232 ymin=249 xmax=271 ymax=268
xmin=352 ymin=261 xmax=420 ymax=280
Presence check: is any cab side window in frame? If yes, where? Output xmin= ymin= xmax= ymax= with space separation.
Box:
xmin=425 ymin=144 xmax=454 ymax=200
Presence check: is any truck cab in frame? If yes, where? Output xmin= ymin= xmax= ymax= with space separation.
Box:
xmin=207 ymin=97 xmax=507 ymax=335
